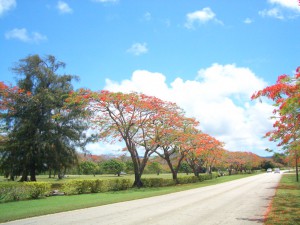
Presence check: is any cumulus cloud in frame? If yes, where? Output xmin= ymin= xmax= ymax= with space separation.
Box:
xmin=184 ymin=7 xmax=222 ymax=29
xmin=5 ymin=28 xmax=47 ymax=43
xmin=260 ymin=0 xmax=300 ymax=19
xmin=104 ymin=64 xmax=276 ymax=156
xmin=57 ymin=1 xmax=73 ymax=14
xmin=259 ymin=8 xmax=284 ymax=19
xmin=0 ymin=0 xmax=16 ymax=16
xmin=127 ymin=42 xmax=148 ymax=56
xmin=268 ymin=0 xmax=300 ymax=12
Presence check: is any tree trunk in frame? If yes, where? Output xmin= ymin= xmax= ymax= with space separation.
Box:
xmin=131 ymin=153 xmax=143 ymax=188
xmin=172 ymin=172 xmax=178 ymax=181
xmin=30 ymin=165 xmax=37 ymax=181
xmin=165 ymin=158 xmax=178 ymax=183
xmin=9 ymin=174 xmax=15 ymax=181
xmin=133 ymin=172 xmax=143 ymax=187
xmin=19 ymin=170 xmax=28 ymax=182
xmin=193 ymin=168 xmax=199 ymax=177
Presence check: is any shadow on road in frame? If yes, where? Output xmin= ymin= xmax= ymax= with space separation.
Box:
xmin=236 ymin=217 xmax=264 ymax=223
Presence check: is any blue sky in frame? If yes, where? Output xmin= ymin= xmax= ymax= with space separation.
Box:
xmin=1 ymin=0 xmax=300 ymax=156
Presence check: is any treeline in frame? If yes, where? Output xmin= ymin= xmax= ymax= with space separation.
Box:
xmin=63 ymin=152 xmax=263 ymax=177
xmin=0 ymin=55 xmax=264 ymax=187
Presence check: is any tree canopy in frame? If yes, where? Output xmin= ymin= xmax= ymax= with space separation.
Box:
xmin=252 ymin=66 xmax=300 ymax=181
xmin=0 ymin=55 xmax=90 ymax=181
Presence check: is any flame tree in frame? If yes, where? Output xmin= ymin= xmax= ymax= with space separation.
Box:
xmin=252 ymin=67 xmax=300 ymax=181
xmin=84 ymin=91 xmax=175 ymax=187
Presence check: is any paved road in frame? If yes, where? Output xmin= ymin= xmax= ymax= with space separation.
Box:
xmin=2 ymin=173 xmax=282 ymax=225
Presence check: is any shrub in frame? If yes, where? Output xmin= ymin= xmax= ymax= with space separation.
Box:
xmin=24 ymin=182 xmax=50 ymax=199
xmin=177 ymin=176 xmax=199 ymax=184
xmin=63 ymin=180 xmax=91 ymax=195
xmin=0 ymin=182 xmax=50 ymax=202
xmin=62 ymin=178 xmax=132 ymax=195
xmin=107 ymin=179 xmax=132 ymax=191
xmin=0 ymin=183 xmax=28 ymax=202
xmin=89 ymin=179 xmax=108 ymax=193
xmin=141 ymin=178 xmax=175 ymax=187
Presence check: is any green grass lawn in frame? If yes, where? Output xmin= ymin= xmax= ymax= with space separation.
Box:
xmin=0 ymin=174 xmax=256 ymax=223
xmin=264 ymin=173 xmax=300 ymax=225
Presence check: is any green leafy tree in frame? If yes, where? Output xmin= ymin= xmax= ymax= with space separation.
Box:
xmin=101 ymin=159 xmax=125 ymax=176
xmin=0 ymin=55 xmax=90 ymax=181
xmin=178 ymin=162 xmax=192 ymax=175
xmin=272 ymin=153 xmax=286 ymax=166
xmin=79 ymin=161 xmax=98 ymax=176
xmin=147 ymin=161 xmax=162 ymax=175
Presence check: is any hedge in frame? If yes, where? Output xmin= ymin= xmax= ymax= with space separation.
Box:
xmin=141 ymin=173 xmax=217 ymax=188
xmin=0 ymin=182 xmax=50 ymax=202
xmin=0 ymin=173 xmax=218 ymax=201
xmin=62 ymin=179 xmax=132 ymax=195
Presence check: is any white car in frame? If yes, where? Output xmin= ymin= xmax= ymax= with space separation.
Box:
xmin=267 ymin=168 xmax=272 ymax=173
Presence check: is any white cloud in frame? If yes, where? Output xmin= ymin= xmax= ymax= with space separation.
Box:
xmin=260 ymin=0 xmax=300 ymax=20
xmin=0 ymin=0 xmax=16 ymax=16
xmin=127 ymin=42 xmax=148 ymax=56
xmin=104 ymin=64 xmax=277 ymax=156
xmin=184 ymin=7 xmax=222 ymax=29
xmin=86 ymin=142 xmax=124 ymax=155
xmin=57 ymin=1 xmax=73 ymax=14
xmin=268 ymin=0 xmax=300 ymax=12
xmin=259 ymin=8 xmax=284 ymax=19
xmin=244 ymin=18 xmax=253 ymax=24
xmin=5 ymin=28 xmax=47 ymax=43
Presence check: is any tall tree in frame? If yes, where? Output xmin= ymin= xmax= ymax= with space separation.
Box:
xmin=0 ymin=55 xmax=90 ymax=181
xmin=154 ymin=115 xmax=200 ymax=181
xmin=186 ymin=133 xmax=223 ymax=176
xmin=79 ymin=91 xmax=170 ymax=187
xmin=252 ymin=67 xmax=300 ymax=181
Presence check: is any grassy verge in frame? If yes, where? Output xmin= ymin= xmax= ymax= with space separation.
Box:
xmin=264 ymin=173 xmax=300 ymax=225
xmin=0 ymin=174 xmax=256 ymax=223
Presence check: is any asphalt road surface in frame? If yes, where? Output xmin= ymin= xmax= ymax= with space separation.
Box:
xmin=2 ymin=173 xmax=282 ymax=225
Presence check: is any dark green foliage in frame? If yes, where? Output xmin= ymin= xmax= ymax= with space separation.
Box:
xmin=0 ymin=55 xmax=91 ymax=181
xmin=261 ymin=160 xmax=275 ymax=170
xmin=178 ymin=162 xmax=193 ymax=175
xmin=101 ymin=159 xmax=125 ymax=176
xmin=79 ymin=161 xmax=98 ymax=175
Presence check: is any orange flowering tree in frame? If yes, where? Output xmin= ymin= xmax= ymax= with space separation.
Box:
xmin=154 ymin=114 xmax=200 ymax=181
xmin=185 ymin=132 xmax=224 ymax=176
xmin=84 ymin=91 xmax=177 ymax=187
xmin=252 ymin=67 xmax=300 ymax=181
